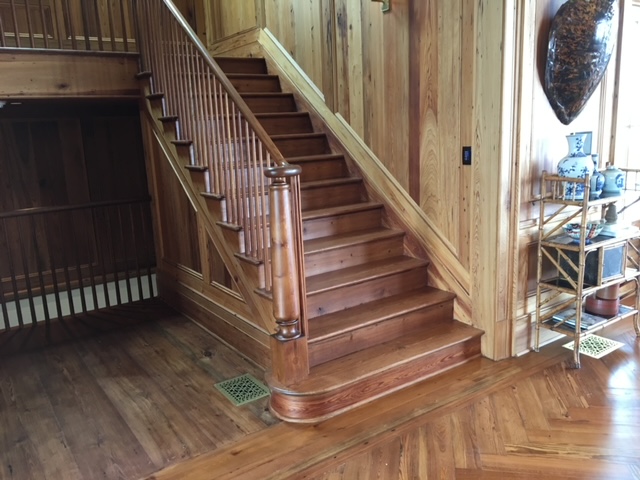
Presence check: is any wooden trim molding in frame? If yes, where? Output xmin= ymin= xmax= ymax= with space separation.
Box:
xmin=0 ymin=50 xmax=139 ymax=97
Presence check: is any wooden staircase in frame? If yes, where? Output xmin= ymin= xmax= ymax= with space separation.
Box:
xmin=137 ymin=30 xmax=483 ymax=420
xmin=208 ymin=56 xmax=484 ymax=422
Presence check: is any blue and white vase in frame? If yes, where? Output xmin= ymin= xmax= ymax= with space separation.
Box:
xmin=601 ymin=163 xmax=625 ymax=197
xmin=589 ymin=153 xmax=605 ymax=200
xmin=557 ymin=133 xmax=593 ymax=200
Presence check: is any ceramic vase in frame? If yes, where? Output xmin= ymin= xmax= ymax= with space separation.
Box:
xmin=557 ymin=133 xmax=593 ymax=200
xmin=601 ymin=163 xmax=625 ymax=197
xmin=589 ymin=153 xmax=605 ymax=200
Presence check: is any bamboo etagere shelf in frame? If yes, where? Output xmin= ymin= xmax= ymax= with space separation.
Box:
xmin=535 ymin=171 xmax=640 ymax=368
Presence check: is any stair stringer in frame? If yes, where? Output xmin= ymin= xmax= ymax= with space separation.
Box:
xmin=138 ymin=90 xmax=279 ymax=349
xmin=210 ymin=28 xmax=474 ymax=327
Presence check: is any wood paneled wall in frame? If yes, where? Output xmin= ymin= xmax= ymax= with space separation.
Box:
xmin=194 ymin=0 xmax=259 ymax=45
xmin=0 ymin=101 xmax=147 ymax=210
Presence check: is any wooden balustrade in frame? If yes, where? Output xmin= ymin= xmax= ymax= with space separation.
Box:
xmin=0 ymin=198 xmax=156 ymax=331
xmin=135 ymin=0 xmax=307 ymax=336
xmin=0 ymin=0 xmax=135 ymax=51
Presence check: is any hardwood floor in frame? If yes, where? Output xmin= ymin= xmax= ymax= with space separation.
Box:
xmin=150 ymin=320 xmax=640 ymax=480
xmin=0 ymin=300 xmax=276 ymax=480
xmin=306 ymin=325 xmax=640 ymax=480
xmin=1 ymin=301 xmax=639 ymax=479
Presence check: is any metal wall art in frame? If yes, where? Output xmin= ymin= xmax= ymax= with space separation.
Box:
xmin=544 ymin=0 xmax=619 ymax=125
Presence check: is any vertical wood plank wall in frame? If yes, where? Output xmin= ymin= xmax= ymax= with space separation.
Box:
xmin=0 ymin=102 xmax=148 ymax=210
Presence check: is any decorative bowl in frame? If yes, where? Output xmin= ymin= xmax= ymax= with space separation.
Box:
xmin=563 ymin=221 xmax=604 ymax=241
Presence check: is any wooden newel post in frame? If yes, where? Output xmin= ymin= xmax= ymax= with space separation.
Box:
xmin=264 ymin=165 xmax=303 ymax=340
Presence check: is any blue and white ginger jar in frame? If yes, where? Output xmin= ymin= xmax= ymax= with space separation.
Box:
xmin=557 ymin=133 xmax=593 ymax=200
xmin=601 ymin=164 xmax=625 ymax=197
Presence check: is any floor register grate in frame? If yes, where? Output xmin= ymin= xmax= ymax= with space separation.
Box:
xmin=214 ymin=374 xmax=270 ymax=406
xmin=563 ymin=334 xmax=625 ymax=359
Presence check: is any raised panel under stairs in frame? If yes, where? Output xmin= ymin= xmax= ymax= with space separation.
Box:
xmin=145 ymin=55 xmax=484 ymax=423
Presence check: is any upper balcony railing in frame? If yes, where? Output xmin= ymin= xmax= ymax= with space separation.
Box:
xmin=0 ymin=0 xmax=136 ymax=52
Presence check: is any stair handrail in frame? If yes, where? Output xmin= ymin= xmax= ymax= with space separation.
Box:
xmin=134 ymin=0 xmax=306 ymax=340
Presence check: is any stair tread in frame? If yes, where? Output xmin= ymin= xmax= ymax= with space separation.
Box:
xmin=226 ymin=73 xmax=279 ymax=79
xmin=240 ymin=92 xmax=294 ymax=97
xmin=301 ymin=201 xmax=383 ymax=221
xmin=304 ymin=227 xmax=403 ymax=255
xmin=308 ymin=286 xmax=456 ymax=341
xmin=271 ymin=132 xmax=326 ymax=140
xmin=306 ymin=256 xmax=428 ymax=294
xmin=255 ymin=112 xmax=310 ymax=119
xmin=271 ymin=320 xmax=483 ymax=393
xmin=286 ymin=153 xmax=344 ymax=163
xmin=300 ymin=177 xmax=362 ymax=190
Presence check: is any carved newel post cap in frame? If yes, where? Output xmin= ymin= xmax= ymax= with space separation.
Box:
xmin=264 ymin=165 xmax=302 ymax=179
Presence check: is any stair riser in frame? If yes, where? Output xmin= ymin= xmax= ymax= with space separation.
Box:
xmin=228 ymin=76 xmax=281 ymax=93
xmin=293 ymin=158 xmax=350 ymax=182
xmin=272 ymin=136 xmax=330 ymax=157
xmin=215 ymin=58 xmax=268 ymax=74
xmin=242 ymin=95 xmax=297 ymax=113
xmin=307 ymin=266 xmax=430 ymax=318
xmin=302 ymin=208 xmax=383 ymax=241
xmin=160 ymin=119 xmax=179 ymax=141
xmin=186 ymin=168 xmax=208 ymax=193
xmin=147 ymin=96 xmax=166 ymax=117
xmin=203 ymin=196 xmax=226 ymax=223
xmin=308 ymin=301 xmax=454 ymax=367
xmin=173 ymin=143 xmax=195 ymax=166
xmin=220 ymin=222 xmax=245 ymax=254
xmin=258 ymin=115 xmax=314 ymax=135
xmin=305 ymin=236 xmax=405 ymax=277
xmin=301 ymin=184 xmax=364 ymax=211
xmin=270 ymin=336 xmax=482 ymax=423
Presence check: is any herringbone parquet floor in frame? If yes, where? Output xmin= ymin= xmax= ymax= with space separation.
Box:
xmin=308 ymin=327 xmax=640 ymax=480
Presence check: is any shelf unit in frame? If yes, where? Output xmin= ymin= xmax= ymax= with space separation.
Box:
xmin=535 ymin=172 xmax=640 ymax=368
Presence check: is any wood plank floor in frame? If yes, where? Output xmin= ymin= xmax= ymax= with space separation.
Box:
xmin=0 ymin=300 xmax=277 ymax=480
xmin=2 ymin=299 xmax=639 ymax=479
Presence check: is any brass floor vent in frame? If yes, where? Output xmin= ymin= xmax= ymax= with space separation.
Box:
xmin=214 ymin=374 xmax=270 ymax=406
xmin=563 ymin=334 xmax=624 ymax=359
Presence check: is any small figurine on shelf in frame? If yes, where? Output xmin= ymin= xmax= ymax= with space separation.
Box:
xmin=601 ymin=204 xmax=619 ymax=237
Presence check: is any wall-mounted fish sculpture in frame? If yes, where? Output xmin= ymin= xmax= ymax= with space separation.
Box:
xmin=544 ymin=0 xmax=619 ymax=125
